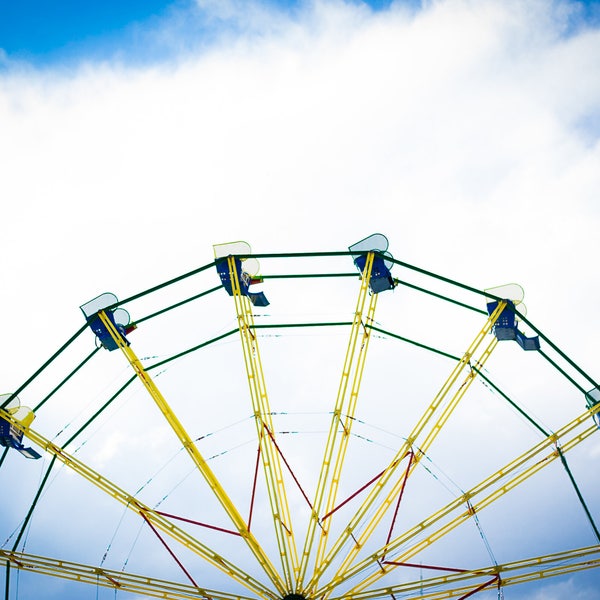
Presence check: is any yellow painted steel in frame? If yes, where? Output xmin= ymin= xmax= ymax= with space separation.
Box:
xmin=306 ymin=302 xmax=507 ymax=594
xmin=327 ymin=545 xmax=600 ymax=600
xmin=315 ymin=336 xmax=499 ymax=596
xmin=1 ymin=549 xmax=259 ymax=600
xmin=318 ymin=404 xmax=600 ymax=597
xmin=297 ymin=252 xmax=377 ymax=590
xmin=226 ymin=255 xmax=299 ymax=591
xmin=409 ymin=561 xmax=600 ymax=600
xmin=0 ymin=408 xmax=277 ymax=600
xmin=97 ymin=310 xmax=286 ymax=595
xmin=5 ymin=547 xmax=598 ymax=600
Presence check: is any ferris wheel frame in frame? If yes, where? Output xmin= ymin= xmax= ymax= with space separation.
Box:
xmin=1 ymin=236 xmax=599 ymax=600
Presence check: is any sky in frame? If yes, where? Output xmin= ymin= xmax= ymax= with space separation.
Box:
xmin=1 ymin=0 xmax=600 ymax=599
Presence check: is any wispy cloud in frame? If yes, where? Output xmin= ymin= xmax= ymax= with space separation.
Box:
xmin=0 ymin=0 xmax=597 ymax=374
xmin=1 ymin=1 xmax=599 ymax=598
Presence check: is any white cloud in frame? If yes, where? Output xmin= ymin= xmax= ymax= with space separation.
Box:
xmin=2 ymin=1 xmax=594 ymax=350
xmin=1 ymin=1 xmax=599 ymax=598
xmin=523 ymin=577 xmax=600 ymax=599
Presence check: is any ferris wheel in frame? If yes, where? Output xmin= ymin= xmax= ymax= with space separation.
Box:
xmin=1 ymin=234 xmax=599 ymax=600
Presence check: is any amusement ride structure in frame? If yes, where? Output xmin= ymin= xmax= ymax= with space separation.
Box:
xmin=1 ymin=234 xmax=599 ymax=599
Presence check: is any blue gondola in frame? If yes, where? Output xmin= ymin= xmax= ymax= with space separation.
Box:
xmin=215 ymin=256 xmax=269 ymax=307
xmin=0 ymin=398 xmax=41 ymax=459
xmin=585 ymin=387 xmax=600 ymax=429
xmin=80 ymin=293 xmax=135 ymax=351
xmin=349 ymin=233 xmax=396 ymax=294
xmin=486 ymin=299 xmax=540 ymax=351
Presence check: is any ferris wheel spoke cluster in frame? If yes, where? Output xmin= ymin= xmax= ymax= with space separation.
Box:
xmin=1 ymin=235 xmax=599 ymax=600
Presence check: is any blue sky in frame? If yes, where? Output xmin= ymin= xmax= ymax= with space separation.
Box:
xmin=5 ymin=0 xmax=597 ymax=69
xmin=0 ymin=0 xmax=401 ymax=67
xmin=1 ymin=0 xmax=600 ymax=599
xmin=0 ymin=0 xmax=178 ymax=63
xmin=0 ymin=0 xmax=200 ymax=66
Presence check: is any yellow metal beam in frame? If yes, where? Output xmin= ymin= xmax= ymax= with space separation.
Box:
xmin=1 ymin=549 xmax=259 ymax=600
xmin=298 ymin=252 xmax=377 ymax=590
xmin=327 ymin=545 xmax=600 ymax=599
xmin=97 ymin=309 xmax=286 ymax=595
xmin=318 ymin=403 xmax=600 ymax=596
xmin=226 ymin=255 xmax=299 ymax=591
xmin=0 ymin=407 xmax=277 ymax=599
xmin=316 ymin=336 xmax=499 ymax=595
xmin=306 ymin=302 xmax=506 ymax=594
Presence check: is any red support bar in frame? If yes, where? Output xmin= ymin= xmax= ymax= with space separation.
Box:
xmin=5 ymin=554 xmax=24 ymax=568
xmin=322 ymin=457 xmax=404 ymax=522
xmin=321 ymin=467 xmax=386 ymax=521
xmin=154 ymin=510 xmax=242 ymax=537
xmin=382 ymin=562 xmax=500 ymax=599
xmin=458 ymin=575 xmax=500 ymax=599
xmin=278 ymin=514 xmax=293 ymax=536
xmin=382 ymin=561 xmax=468 ymax=574
xmin=99 ymin=571 xmax=123 ymax=588
xmin=264 ymin=423 xmax=313 ymax=509
xmin=139 ymin=511 xmax=199 ymax=588
xmin=382 ymin=451 xmax=414 ymax=560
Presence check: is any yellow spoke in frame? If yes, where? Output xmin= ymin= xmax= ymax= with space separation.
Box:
xmin=1 ymin=408 xmax=277 ymax=600
xmin=318 ymin=337 xmax=499 ymax=595
xmin=306 ymin=303 xmax=506 ymax=594
xmin=298 ymin=252 xmax=377 ymax=590
xmin=328 ymin=545 xmax=600 ymax=599
xmin=226 ymin=255 xmax=300 ymax=591
xmin=1 ymin=549 xmax=259 ymax=600
xmin=3 ymin=243 xmax=594 ymax=600
xmin=97 ymin=309 xmax=286 ymax=595
xmin=317 ymin=404 xmax=599 ymax=597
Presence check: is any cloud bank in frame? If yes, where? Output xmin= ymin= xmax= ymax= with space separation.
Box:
xmin=0 ymin=0 xmax=597 ymax=374
xmin=1 ymin=1 xmax=599 ymax=598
